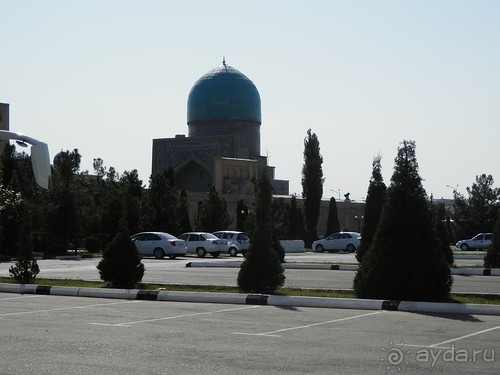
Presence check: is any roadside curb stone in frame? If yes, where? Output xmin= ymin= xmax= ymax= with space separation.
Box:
xmin=1 ymin=283 xmax=499 ymax=317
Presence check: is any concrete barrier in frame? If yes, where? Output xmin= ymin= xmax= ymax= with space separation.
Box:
xmin=398 ymin=301 xmax=500 ymax=316
xmin=280 ymin=240 xmax=306 ymax=253
xmin=2 ymin=283 xmax=500 ymax=316
xmin=157 ymin=291 xmax=248 ymax=304
xmin=76 ymin=287 xmax=138 ymax=299
xmin=267 ymin=295 xmax=385 ymax=310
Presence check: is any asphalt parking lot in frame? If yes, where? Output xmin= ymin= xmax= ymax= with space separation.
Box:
xmin=1 ymin=292 xmax=498 ymax=374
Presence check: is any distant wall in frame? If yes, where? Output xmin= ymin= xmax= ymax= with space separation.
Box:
xmin=281 ymin=240 xmax=306 ymax=253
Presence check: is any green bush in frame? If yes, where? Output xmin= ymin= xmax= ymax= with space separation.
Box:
xmin=96 ymin=230 xmax=145 ymax=289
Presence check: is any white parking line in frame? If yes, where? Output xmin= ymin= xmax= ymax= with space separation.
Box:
xmin=429 ymin=325 xmax=500 ymax=348
xmin=402 ymin=325 xmax=500 ymax=349
xmin=0 ymin=300 xmax=141 ymax=317
xmin=90 ymin=305 xmax=262 ymax=328
xmin=0 ymin=295 xmax=43 ymax=301
xmin=232 ymin=311 xmax=385 ymax=337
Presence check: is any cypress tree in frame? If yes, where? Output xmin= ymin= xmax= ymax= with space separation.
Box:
xmin=301 ymin=129 xmax=324 ymax=247
xmin=196 ymin=186 xmax=231 ymax=232
xmin=353 ymin=141 xmax=452 ymax=301
xmin=356 ymin=155 xmax=386 ymax=263
xmin=324 ymin=197 xmax=340 ymax=237
xmin=179 ymin=190 xmax=192 ymax=233
xmin=288 ymin=195 xmax=299 ymax=239
xmin=435 ymin=202 xmax=454 ymax=266
xmin=484 ymin=207 xmax=500 ymax=268
xmin=237 ymin=171 xmax=285 ymax=293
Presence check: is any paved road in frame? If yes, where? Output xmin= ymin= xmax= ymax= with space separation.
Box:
xmin=0 ymin=253 xmax=497 ymax=294
xmin=1 ymin=292 xmax=499 ymax=374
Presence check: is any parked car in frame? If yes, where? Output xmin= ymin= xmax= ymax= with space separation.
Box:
xmin=212 ymin=231 xmax=250 ymax=257
xmin=178 ymin=232 xmax=227 ymax=258
xmin=131 ymin=232 xmax=187 ymax=259
xmin=455 ymin=233 xmax=492 ymax=251
xmin=312 ymin=232 xmax=361 ymax=253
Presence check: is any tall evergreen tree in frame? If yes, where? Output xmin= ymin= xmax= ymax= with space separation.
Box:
xmin=288 ymin=195 xmax=299 ymax=240
xmin=353 ymin=141 xmax=452 ymax=301
xmin=196 ymin=186 xmax=231 ymax=232
xmin=301 ymin=129 xmax=324 ymax=247
xmin=434 ymin=202 xmax=454 ymax=266
xmin=324 ymin=197 xmax=340 ymax=237
xmin=148 ymin=171 xmax=180 ymax=234
xmin=484 ymin=207 xmax=500 ymax=268
xmin=272 ymin=197 xmax=289 ymax=240
xmin=236 ymin=199 xmax=248 ymax=232
xmin=119 ymin=170 xmax=144 ymax=235
xmin=178 ymin=190 xmax=192 ymax=233
xmin=48 ymin=149 xmax=81 ymax=255
xmin=356 ymin=155 xmax=386 ymax=263
xmin=238 ymin=171 xmax=285 ymax=293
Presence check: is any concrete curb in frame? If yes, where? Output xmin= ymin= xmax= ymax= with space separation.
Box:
xmin=185 ymin=262 xmax=500 ymax=276
xmin=1 ymin=283 xmax=500 ymax=316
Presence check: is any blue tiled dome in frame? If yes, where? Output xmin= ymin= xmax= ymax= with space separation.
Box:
xmin=187 ymin=63 xmax=261 ymax=124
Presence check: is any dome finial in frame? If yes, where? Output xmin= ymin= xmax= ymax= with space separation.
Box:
xmin=222 ymin=56 xmax=226 ymax=67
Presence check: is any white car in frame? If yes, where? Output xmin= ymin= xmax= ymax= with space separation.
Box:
xmin=178 ymin=232 xmax=227 ymax=258
xmin=312 ymin=232 xmax=361 ymax=253
xmin=213 ymin=231 xmax=250 ymax=257
xmin=131 ymin=232 xmax=187 ymax=259
xmin=455 ymin=233 xmax=492 ymax=251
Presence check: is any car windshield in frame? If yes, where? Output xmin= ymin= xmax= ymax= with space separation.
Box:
xmin=203 ymin=233 xmax=219 ymax=240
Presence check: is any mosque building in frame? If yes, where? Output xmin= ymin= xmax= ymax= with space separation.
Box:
xmin=152 ymin=59 xmax=288 ymax=197
xmin=152 ymin=60 xmax=365 ymax=233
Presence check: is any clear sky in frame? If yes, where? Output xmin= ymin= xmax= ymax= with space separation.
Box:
xmin=2 ymin=0 xmax=499 ymax=201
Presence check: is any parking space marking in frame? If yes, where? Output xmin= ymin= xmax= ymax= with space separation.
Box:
xmin=429 ymin=325 xmax=500 ymax=348
xmin=232 ymin=311 xmax=385 ymax=337
xmin=90 ymin=305 xmax=262 ymax=328
xmin=402 ymin=325 xmax=500 ymax=350
xmin=0 ymin=300 xmax=141 ymax=317
xmin=0 ymin=295 xmax=43 ymax=301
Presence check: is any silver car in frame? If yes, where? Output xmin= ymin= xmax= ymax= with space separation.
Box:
xmin=455 ymin=233 xmax=492 ymax=251
xmin=213 ymin=231 xmax=250 ymax=257
xmin=131 ymin=232 xmax=187 ymax=259
xmin=312 ymin=232 xmax=361 ymax=253
xmin=178 ymin=232 xmax=227 ymax=258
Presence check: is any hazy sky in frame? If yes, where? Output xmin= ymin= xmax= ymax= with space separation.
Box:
xmin=2 ymin=0 xmax=499 ymax=201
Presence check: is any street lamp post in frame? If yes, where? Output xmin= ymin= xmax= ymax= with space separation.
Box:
xmin=0 ymin=130 xmax=51 ymax=189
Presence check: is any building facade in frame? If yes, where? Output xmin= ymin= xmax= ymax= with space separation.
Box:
xmin=151 ymin=61 xmax=365 ymax=233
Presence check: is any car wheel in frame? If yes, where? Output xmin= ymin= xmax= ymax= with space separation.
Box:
xmin=460 ymin=243 xmax=469 ymax=251
xmin=196 ymin=248 xmax=207 ymax=258
xmin=347 ymin=244 xmax=356 ymax=253
xmin=211 ymin=252 xmax=220 ymax=258
xmin=153 ymin=248 xmax=165 ymax=259
xmin=228 ymin=247 xmax=238 ymax=257
xmin=168 ymin=255 xmax=177 ymax=260
xmin=316 ymin=244 xmax=324 ymax=253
